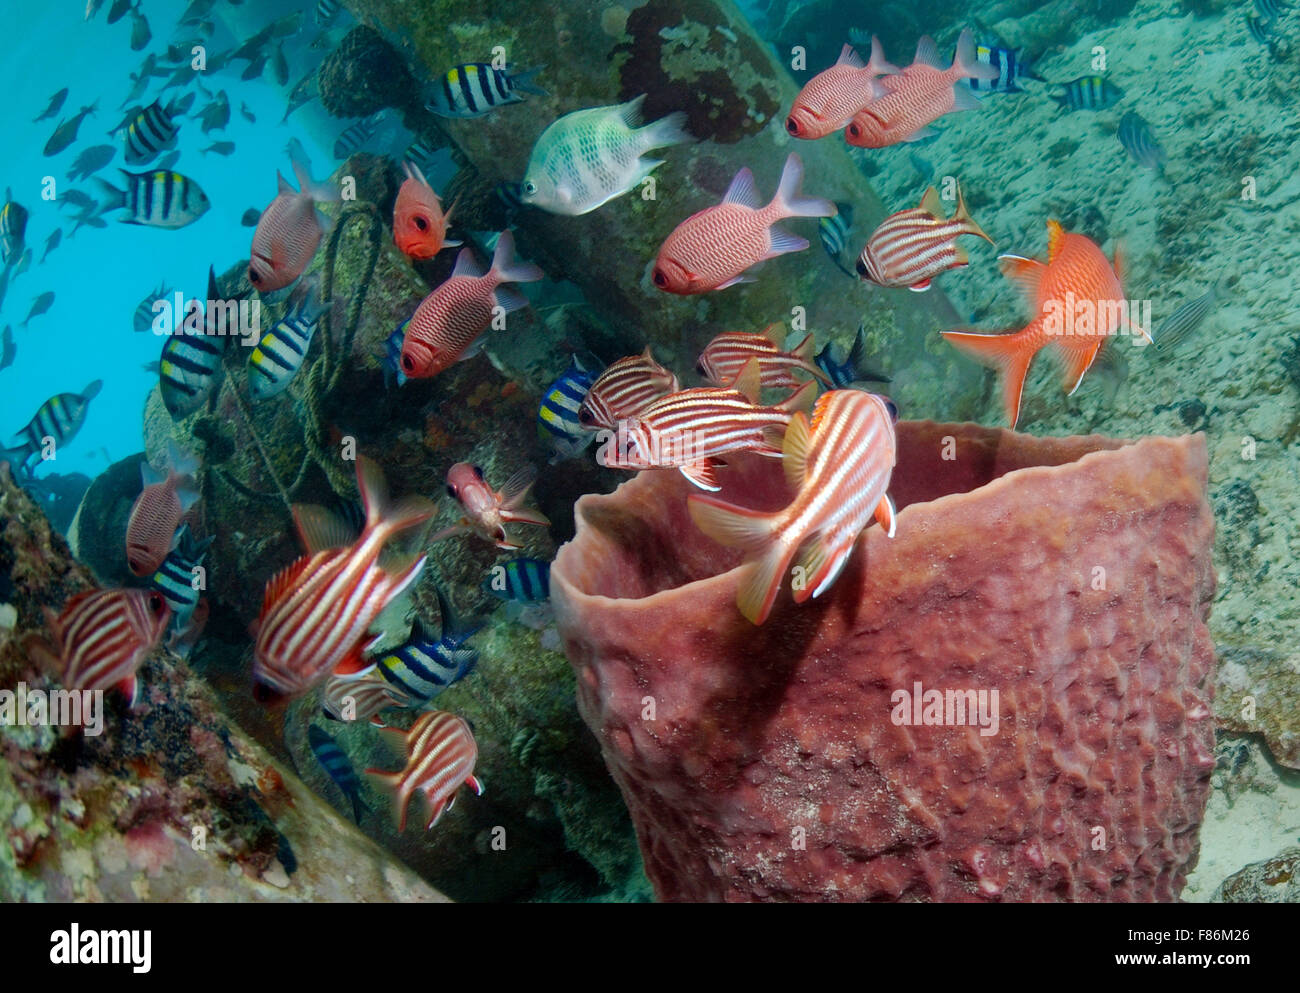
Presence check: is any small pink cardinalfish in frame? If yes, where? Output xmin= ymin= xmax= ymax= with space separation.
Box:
xmin=688 ymin=389 xmax=898 ymax=625
xmin=697 ymin=324 xmax=831 ymax=390
xmin=252 ymin=456 xmax=435 ymax=704
xmin=248 ymin=156 xmax=338 ymax=293
xmin=26 ymin=589 xmax=171 ymax=719
xmin=367 ymin=710 xmax=484 ymax=832
xmin=399 ymin=231 xmax=543 ymax=380
xmin=599 ymin=358 xmax=816 ymax=491
xmin=433 ymin=462 xmax=550 ymax=549
xmin=856 ymin=184 xmax=993 ymax=291
xmin=125 ymin=440 xmax=199 ymax=576
xmin=577 ymin=347 xmax=679 ymax=432
xmin=652 ymin=153 xmax=834 ymax=294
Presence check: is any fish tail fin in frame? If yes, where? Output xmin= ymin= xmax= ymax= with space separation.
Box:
xmin=847 ymin=325 xmax=891 ymax=383
xmin=687 ymin=494 xmax=789 ymax=624
xmin=356 ymin=455 xmax=436 ymax=546
xmin=291 ymin=154 xmax=338 ymax=203
xmin=953 ymin=28 xmax=999 ymax=81
xmin=363 ymin=769 xmax=408 ymax=832
xmin=954 ymin=184 xmax=995 ymax=245
xmin=941 ymin=327 xmax=1037 ymax=428
xmin=771 ymin=153 xmax=834 ymax=220
xmin=636 ymin=109 xmax=692 ymax=152
xmin=0 ymin=445 xmax=30 ymax=474
xmin=488 ymin=230 xmax=543 ymax=286
xmin=93 ymin=175 xmax=126 ymax=212
xmin=510 ymin=65 xmax=547 ymax=96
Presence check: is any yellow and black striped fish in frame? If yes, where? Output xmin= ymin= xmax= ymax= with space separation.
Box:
xmin=1051 ymin=76 xmax=1124 ymax=112
xmin=425 ymin=63 xmax=545 ymax=119
xmin=248 ymin=277 xmax=323 ymax=401
xmin=95 ymin=169 xmax=210 ymax=228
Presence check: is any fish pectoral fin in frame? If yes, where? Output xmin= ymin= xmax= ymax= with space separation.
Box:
xmin=714 ymin=273 xmax=756 ymax=290
xmin=1059 ymin=340 xmax=1103 ymax=396
xmin=467 ymin=774 xmax=485 ymax=796
xmin=908 ymin=279 xmax=933 ymax=292
xmin=997 ymin=254 xmax=1047 ymax=303
xmin=875 ymin=493 xmax=897 ymax=538
xmin=765 ymin=226 xmax=810 ymax=259
xmin=679 ymin=458 xmax=724 ymax=491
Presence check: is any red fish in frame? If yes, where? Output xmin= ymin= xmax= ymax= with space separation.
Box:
xmin=785 ymin=38 xmax=898 ymax=139
xmin=844 ymin=29 xmax=998 ymax=148
xmin=599 ymin=358 xmax=816 ymax=491
xmin=367 ymin=710 xmax=484 ymax=831
xmin=392 ymin=161 xmax=460 ymax=260
xmin=688 ymin=389 xmax=898 ymax=625
xmin=252 ymin=456 xmax=435 ymax=703
xmin=36 ymin=588 xmax=171 ymax=706
xmin=247 ymin=159 xmax=336 ymax=293
xmin=399 ymin=231 xmax=543 ymax=379
xmin=697 ymin=324 xmax=831 ymax=389
xmin=577 ymin=347 xmax=679 ymax=432
xmin=856 ymin=184 xmax=993 ymax=291
xmin=433 ymin=462 xmax=550 ymax=550
xmin=321 ymin=671 xmax=411 ymax=727
xmin=125 ymin=441 xmax=199 ymax=576
xmin=652 ymin=153 xmax=833 ymax=294
xmin=941 ymin=219 xmax=1149 ymax=427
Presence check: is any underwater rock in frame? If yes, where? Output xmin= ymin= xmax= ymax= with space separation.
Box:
xmin=318 ymin=25 xmax=421 ymax=119
xmin=1213 ymin=847 xmax=1300 ymax=903
xmin=0 ymin=465 xmax=446 ymax=902
xmin=13 ymin=471 xmax=91 ymax=538
xmin=1215 ymin=645 xmax=1300 ymax=771
xmin=66 ymin=453 xmax=146 ymax=589
xmin=349 ymin=0 xmax=986 ymax=423
xmin=552 ymin=423 xmax=1217 ymax=901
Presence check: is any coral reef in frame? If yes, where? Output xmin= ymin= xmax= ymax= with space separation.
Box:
xmin=0 ymin=465 xmax=445 ymax=902
xmin=553 ymin=423 xmax=1217 ymax=901
xmin=1214 ymin=847 xmax=1300 ymax=902
xmin=318 ymin=25 xmax=421 ymax=119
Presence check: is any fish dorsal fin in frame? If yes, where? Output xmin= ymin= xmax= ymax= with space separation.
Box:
xmin=411 ymin=613 xmax=440 ymax=646
xmin=1046 ymin=219 xmax=1066 ymax=263
xmin=433 ymin=583 xmax=457 ymax=638
xmin=293 ymin=504 xmax=356 ymax=553
xmin=759 ymin=322 xmax=784 ymax=347
xmin=276 ymin=170 xmax=292 ymax=195
xmin=730 ymin=357 xmax=761 ymax=404
xmin=722 ymin=167 xmax=762 ymax=209
xmin=261 ymin=557 xmax=310 ymax=614
xmin=780 ymin=379 xmax=818 ymax=416
xmin=914 ymin=35 xmax=944 ymax=69
xmin=782 ymin=411 xmax=812 ymax=489
xmin=451 ymin=247 xmax=485 ymax=279
xmin=616 ymin=93 xmax=648 ymax=128
xmin=141 ymin=459 xmax=166 ymax=487
xmin=997 ymin=254 xmax=1047 ymax=303
xmin=810 ymin=391 xmax=833 ymax=434
xmin=836 ymin=44 xmax=866 ymax=69
xmin=918 ymin=186 xmax=942 ymax=218
xmin=498 ymin=464 xmax=538 ymax=507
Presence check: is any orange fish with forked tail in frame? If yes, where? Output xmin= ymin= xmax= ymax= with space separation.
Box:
xmin=941 ymin=220 xmax=1149 ymax=427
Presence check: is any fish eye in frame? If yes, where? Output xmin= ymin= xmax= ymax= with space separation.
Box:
xmin=785 ymin=117 xmax=799 ymax=135
xmin=578 ymin=407 xmax=595 ymax=426
xmin=414 ymin=215 xmax=428 ymax=231
xmin=473 ymin=465 xmax=485 ymax=480
xmin=248 ymin=268 xmax=261 ymax=284
xmin=695 ymin=360 xmax=707 ymax=377
xmin=652 ymin=269 xmax=668 ymax=287
xmin=883 ymin=397 xmax=899 ymax=422
xmin=446 ymin=483 xmax=458 ymax=499
xmin=847 ymin=123 xmax=861 ymax=139
xmin=855 ymin=256 xmax=868 ymax=278
xmin=252 ymin=682 xmax=285 ymax=706
xmin=400 ymin=355 xmax=415 ymax=372
xmin=147 ymin=592 xmax=167 ymax=614
xmin=523 ymin=181 xmax=537 ymax=195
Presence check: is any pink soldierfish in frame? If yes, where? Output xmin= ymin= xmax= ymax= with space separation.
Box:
xmin=125 ymin=441 xmax=199 ymax=576
xmin=651 ymin=153 xmax=834 ymax=294
xmin=247 ymin=156 xmax=337 ymax=293
xmin=785 ymin=37 xmax=898 ymax=139
xmin=399 ymin=231 xmax=543 ymax=379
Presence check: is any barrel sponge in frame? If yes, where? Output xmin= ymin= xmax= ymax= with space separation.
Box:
xmin=552 ymin=421 xmax=1217 ymax=902
xmin=319 ymin=25 xmax=419 ymax=119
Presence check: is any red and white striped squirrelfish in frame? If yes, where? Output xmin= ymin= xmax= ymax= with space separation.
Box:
xmin=941 ymin=219 xmax=1149 ymax=427
xmin=247 ymin=158 xmax=338 ymax=293
xmin=845 ymin=29 xmax=998 ymax=148
xmin=431 ymin=462 xmax=551 ymax=550
xmin=25 ymin=588 xmax=172 ymax=715
xmin=367 ymin=710 xmax=484 ymax=832
xmin=785 ymin=37 xmax=899 ymax=139
xmin=125 ymin=440 xmax=199 ymax=576
xmin=651 ymin=153 xmax=834 ymax=294
xmin=321 ymin=670 xmax=412 ymax=727
xmin=856 ymin=183 xmax=993 ymax=291
xmin=688 ymin=389 xmax=898 ymax=625
xmin=577 ymin=347 xmax=679 ymax=432
xmin=399 ymin=231 xmax=543 ymax=380
xmin=599 ymin=358 xmax=817 ymax=491
xmin=251 ymin=456 xmax=435 ymax=704
xmin=696 ymin=324 xmax=831 ymax=390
